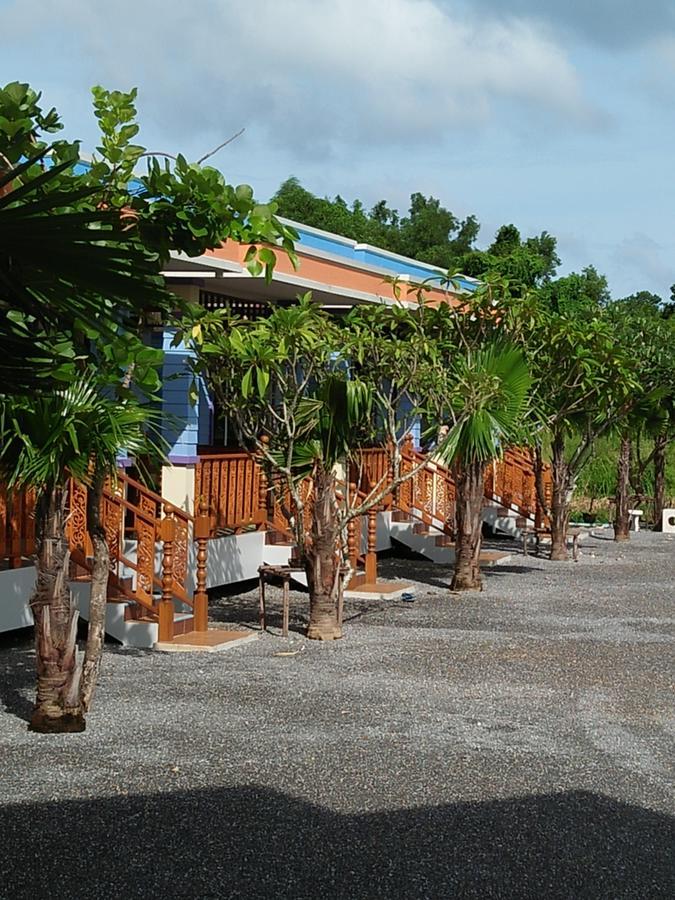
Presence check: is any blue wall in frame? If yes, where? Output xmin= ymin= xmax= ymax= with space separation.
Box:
xmin=161 ymin=329 xmax=202 ymax=462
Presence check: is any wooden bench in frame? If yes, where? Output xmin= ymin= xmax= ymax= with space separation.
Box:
xmin=258 ymin=564 xmax=348 ymax=637
xmin=258 ymin=564 xmax=303 ymax=637
xmin=522 ymin=525 xmax=586 ymax=561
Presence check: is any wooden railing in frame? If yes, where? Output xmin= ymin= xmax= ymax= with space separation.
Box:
xmin=69 ymin=470 xmax=211 ymax=642
xmin=355 ymin=439 xmax=551 ymax=535
xmin=0 ymin=471 xmax=210 ymax=641
xmin=0 ymin=484 xmax=36 ymax=567
xmin=353 ymin=442 xmax=457 ymax=536
xmin=195 ymin=451 xmax=267 ymax=533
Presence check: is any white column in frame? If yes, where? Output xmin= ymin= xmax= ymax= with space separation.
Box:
xmin=161 ymin=464 xmax=196 ymax=515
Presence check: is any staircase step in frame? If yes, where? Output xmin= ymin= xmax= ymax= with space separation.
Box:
xmin=435 ymin=535 xmax=454 ymax=547
xmin=413 ymin=523 xmax=429 ymax=535
xmin=173 ymin=615 xmax=195 ymax=636
xmin=391 ymin=510 xmax=410 ymax=522
xmin=479 ymin=550 xmax=512 ymax=567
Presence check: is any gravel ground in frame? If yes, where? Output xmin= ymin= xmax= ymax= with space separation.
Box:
xmin=1 ymin=530 xmax=673 ymax=899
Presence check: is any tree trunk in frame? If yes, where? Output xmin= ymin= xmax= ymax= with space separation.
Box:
xmin=613 ymin=434 xmax=631 ymax=541
xmin=451 ymin=459 xmax=485 ymax=591
xmin=550 ymin=431 xmax=572 ymax=561
xmin=653 ymin=433 xmax=668 ymax=530
xmin=29 ymin=485 xmax=85 ymax=733
xmin=305 ymin=467 xmax=342 ymax=640
xmin=80 ymin=471 xmax=109 ymax=712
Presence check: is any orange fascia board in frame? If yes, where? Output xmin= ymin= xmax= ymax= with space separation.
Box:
xmin=205 ymin=240 xmax=461 ymax=308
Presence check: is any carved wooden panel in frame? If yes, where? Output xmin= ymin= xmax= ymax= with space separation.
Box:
xmin=172 ymin=516 xmax=189 ymax=587
xmin=135 ymin=517 xmax=156 ymax=595
xmin=102 ymin=495 xmax=123 ymax=573
xmin=67 ymin=480 xmax=88 ymax=556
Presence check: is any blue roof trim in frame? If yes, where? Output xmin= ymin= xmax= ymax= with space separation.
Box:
xmin=286 ymin=221 xmax=478 ymax=292
xmin=69 ymin=158 xmax=478 ymax=292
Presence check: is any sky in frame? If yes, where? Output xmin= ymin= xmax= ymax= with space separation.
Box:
xmin=1 ymin=0 xmax=674 ymax=299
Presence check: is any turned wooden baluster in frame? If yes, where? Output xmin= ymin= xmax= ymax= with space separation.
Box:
xmin=365 ymin=506 xmax=378 ymax=584
xmin=158 ymin=509 xmax=176 ymax=643
xmin=347 ymin=483 xmax=358 ymax=572
xmin=257 ymin=436 xmax=270 ymax=529
xmin=401 ymin=435 xmax=414 ymax=508
xmin=193 ymin=497 xmax=210 ymax=632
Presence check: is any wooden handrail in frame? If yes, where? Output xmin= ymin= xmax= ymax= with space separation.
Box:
xmin=354 ymin=443 xmax=551 ymax=534
xmin=115 ymin=469 xmax=193 ymax=525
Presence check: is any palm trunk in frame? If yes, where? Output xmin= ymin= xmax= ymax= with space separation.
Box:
xmin=550 ymin=431 xmax=572 ymax=561
xmin=451 ymin=459 xmax=485 ymax=591
xmin=613 ymin=435 xmax=631 ymax=541
xmin=653 ymin=433 xmax=668 ymax=530
xmin=305 ymin=466 xmax=342 ymax=640
xmin=29 ymin=485 xmax=85 ymax=733
xmin=80 ymin=470 xmax=109 ymax=712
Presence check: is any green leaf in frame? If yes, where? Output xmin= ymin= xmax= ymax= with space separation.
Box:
xmin=241 ymin=367 xmax=252 ymax=398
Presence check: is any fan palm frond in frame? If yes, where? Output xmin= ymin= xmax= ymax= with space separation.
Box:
xmin=437 ymin=341 xmax=532 ymax=467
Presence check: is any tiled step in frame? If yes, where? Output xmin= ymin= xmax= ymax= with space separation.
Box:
xmin=478 ymin=550 xmax=512 ymax=567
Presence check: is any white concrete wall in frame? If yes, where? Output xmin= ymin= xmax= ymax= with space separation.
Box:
xmin=376 ymin=511 xmax=393 ymax=552
xmin=184 ymin=530 xmax=267 ymax=594
xmin=0 ymin=566 xmax=35 ymax=632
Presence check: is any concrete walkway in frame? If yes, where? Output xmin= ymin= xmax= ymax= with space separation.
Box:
xmin=0 ymin=531 xmax=673 ymax=898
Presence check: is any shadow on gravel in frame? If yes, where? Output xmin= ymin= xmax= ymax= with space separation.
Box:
xmin=0 ymin=628 xmax=34 ymax=722
xmin=482 ymin=565 xmax=534 ymax=578
xmin=209 ymin=599 xmax=306 ymax=636
xmin=1 ymin=786 xmax=672 ymax=899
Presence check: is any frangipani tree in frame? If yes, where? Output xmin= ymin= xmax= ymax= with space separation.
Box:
xmin=391 ymin=276 xmax=533 ymax=591
xmin=606 ymin=300 xmax=675 ymax=538
xmin=503 ymin=291 xmax=640 ymax=559
xmin=185 ymin=295 xmax=448 ymax=639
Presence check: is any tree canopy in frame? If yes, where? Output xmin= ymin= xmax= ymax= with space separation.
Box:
xmin=272 ymin=177 xmax=559 ymax=288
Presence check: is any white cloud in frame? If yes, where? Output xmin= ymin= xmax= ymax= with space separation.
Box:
xmin=612 ymin=233 xmax=674 ymax=296
xmin=1 ymin=0 xmax=603 ymax=156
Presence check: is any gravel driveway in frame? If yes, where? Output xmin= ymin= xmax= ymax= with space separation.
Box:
xmin=1 ymin=531 xmax=673 ymax=899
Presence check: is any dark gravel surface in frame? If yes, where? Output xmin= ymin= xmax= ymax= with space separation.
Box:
xmin=1 ymin=531 xmax=673 ymax=899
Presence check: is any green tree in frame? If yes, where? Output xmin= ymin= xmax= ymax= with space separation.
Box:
xmin=272 ymin=179 xmax=480 ymax=269
xmin=506 ymin=295 xmax=639 ymax=559
xmin=455 ymin=228 xmax=559 ymax=290
xmin=186 ymin=295 xmax=449 ymax=638
xmin=539 ymin=266 xmax=610 ymax=314
xmin=607 ymin=299 xmax=675 ymax=535
xmin=0 ymin=81 xmax=296 ymax=731
xmin=417 ymin=284 xmax=532 ymax=590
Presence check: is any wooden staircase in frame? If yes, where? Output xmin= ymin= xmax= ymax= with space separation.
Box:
xmin=354 ymin=438 xmax=552 ymax=561
xmin=2 ymin=444 xmax=552 ymax=641
xmin=65 ymin=471 xmax=212 ymax=645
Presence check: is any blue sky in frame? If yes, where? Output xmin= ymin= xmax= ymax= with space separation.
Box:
xmin=2 ymin=0 xmax=674 ymax=298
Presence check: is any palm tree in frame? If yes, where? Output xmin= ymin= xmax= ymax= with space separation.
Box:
xmin=277 ymin=373 xmax=373 ymax=640
xmin=0 ymin=151 xmax=168 ymax=394
xmin=0 ymin=375 xmax=158 ymax=731
xmin=435 ymin=342 xmax=531 ymax=591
